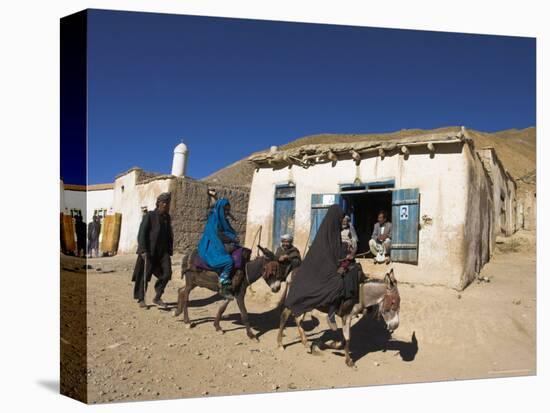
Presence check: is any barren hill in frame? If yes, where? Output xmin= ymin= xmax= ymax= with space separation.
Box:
xmin=202 ymin=126 xmax=536 ymax=189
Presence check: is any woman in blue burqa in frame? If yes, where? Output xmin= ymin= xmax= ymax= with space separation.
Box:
xmin=198 ymin=198 xmax=240 ymax=299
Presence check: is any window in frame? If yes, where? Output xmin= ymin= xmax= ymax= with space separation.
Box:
xmin=367 ymin=179 xmax=395 ymax=190
xmin=309 ymin=193 xmax=342 ymax=246
xmin=341 ymin=185 xmax=366 ymax=192
xmin=339 ymin=179 xmax=395 ymax=193
xmin=272 ymin=185 xmax=296 ymax=249
xmin=93 ymin=209 xmax=107 ymax=218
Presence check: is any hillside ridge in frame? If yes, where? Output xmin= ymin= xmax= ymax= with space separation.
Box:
xmin=203 ymin=126 xmax=536 ymax=189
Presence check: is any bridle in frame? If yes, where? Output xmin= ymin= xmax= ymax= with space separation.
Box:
xmin=376 ymin=285 xmax=400 ymax=319
xmin=261 ymin=259 xmax=282 ymax=282
xmin=244 ymin=256 xmax=281 ymax=293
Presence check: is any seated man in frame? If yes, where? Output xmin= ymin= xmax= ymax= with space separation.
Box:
xmin=274 ymin=234 xmax=302 ymax=277
xmin=369 ymin=210 xmax=392 ymax=264
xmin=197 ymin=198 xmax=240 ymax=299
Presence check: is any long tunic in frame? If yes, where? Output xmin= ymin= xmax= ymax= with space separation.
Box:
xmin=274 ymin=245 xmax=302 ymax=274
xmin=285 ymin=205 xmax=345 ymax=316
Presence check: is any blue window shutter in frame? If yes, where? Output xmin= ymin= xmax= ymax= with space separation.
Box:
xmin=309 ymin=193 xmax=341 ymax=246
xmin=391 ymin=189 xmax=420 ymax=263
xmin=272 ymin=187 xmax=296 ymax=249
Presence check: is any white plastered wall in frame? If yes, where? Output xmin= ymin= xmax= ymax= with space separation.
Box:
xmin=245 ymin=144 xmax=471 ymax=288
xmin=86 ymin=189 xmax=114 ymax=223
xmin=113 ymin=171 xmax=175 ymax=254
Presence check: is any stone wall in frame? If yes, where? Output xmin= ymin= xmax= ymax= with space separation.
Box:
xmin=462 ymin=146 xmax=494 ymax=288
xmin=113 ymin=169 xmax=250 ymax=255
xmin=114 ymin=170 xmax=175 ymax=253
xmin=170 ymin=177 xmax=250 ymax=256
xmin=477 ymin=148 xmax=518 ymax=238
xmin=516 ymin=187 xmax=536 ymax=231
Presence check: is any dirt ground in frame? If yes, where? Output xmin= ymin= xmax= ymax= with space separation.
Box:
xmin=61 ymin=231 xmax=536 ymax=404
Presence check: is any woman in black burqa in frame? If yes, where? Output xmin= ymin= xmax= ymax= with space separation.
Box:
xmin=285 ymin=204 xmax=360 ymax=324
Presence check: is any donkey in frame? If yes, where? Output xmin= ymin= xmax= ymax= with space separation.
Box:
xmin=277 ymin=268 xmax=400 ymax=367
xmin=174 ymin=248 xmax=286 ymax=340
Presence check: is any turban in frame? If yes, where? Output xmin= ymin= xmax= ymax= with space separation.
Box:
xmin=281 ymin=234 xmax=293 ymax=242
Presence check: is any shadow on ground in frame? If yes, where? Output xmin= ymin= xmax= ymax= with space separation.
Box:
xmin=313 ymin=314 xmax=419 ymax=363
xmin=37 ymin=379 xmax=59 ymax=394
xmin=186 ymin=301 xmax=419 ymax=365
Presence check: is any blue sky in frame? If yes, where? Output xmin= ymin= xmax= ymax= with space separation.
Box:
xmin=79 ymin=9 xmax=535 ymax=185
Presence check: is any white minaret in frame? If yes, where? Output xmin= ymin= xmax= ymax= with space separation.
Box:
xmin=171 ymin=142 xmax=188 ymax=177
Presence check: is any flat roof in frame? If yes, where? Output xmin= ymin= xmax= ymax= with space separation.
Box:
xmin=249 ymin=129 xmax=469 ymax=168
xmin=64 ymin=183 xmax=114 ymax=191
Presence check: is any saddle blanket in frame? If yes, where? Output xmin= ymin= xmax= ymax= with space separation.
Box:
xmin=193 ymin=247 xmax=246 ymax=272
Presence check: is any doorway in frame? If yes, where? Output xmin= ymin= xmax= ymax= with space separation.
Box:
xmin=341 ymin=190 xmax=393 ymax=255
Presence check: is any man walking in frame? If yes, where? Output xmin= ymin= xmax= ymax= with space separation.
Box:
xmin=74 ymin=214 xmax=86 ymax=257
xmin=87 ymin=215 xmax=101 ymax=258
xmin=132 ymin=192 xmax=174 ymax=308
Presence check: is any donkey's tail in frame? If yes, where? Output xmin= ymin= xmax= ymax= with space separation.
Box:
xmin=181 ymin=250 xmax=198 ymax=279
xmin=275 ymin=272 xmax=292 ymax=309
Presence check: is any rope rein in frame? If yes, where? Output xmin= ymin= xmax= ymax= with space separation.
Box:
xmin=245 ymin=225 xmax=262 ymax=293
xmin=244 ymin=260 xmax=254 ymax=293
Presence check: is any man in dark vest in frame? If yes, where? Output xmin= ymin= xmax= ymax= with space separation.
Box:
xmin=132 ymin=192 xmax=174 ymax=308
xmin=74 ymin=214 xmax=86 ymax=257
xmin=274 ymin=234 xmax=302 ymax=277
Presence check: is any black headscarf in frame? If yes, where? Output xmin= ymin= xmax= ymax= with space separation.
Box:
xmin=285 ymin=204 xmax=345 ymax=316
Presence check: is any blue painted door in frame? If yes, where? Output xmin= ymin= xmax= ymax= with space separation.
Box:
xmin=272 ymin=186 xmax=296 ymax=249
xmin=309 ymin=193 xmax=342 ymax=246
xmin=391 ymin=188 xmax=420 ymax=263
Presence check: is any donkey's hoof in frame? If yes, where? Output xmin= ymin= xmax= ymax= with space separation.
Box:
xmin=185 ymin=322 xmax=195 ymax=329
xmin=173 ymin=310 xmax=182 ymax=317
xmin=309 ymin=344 xmax=321 ymax=356
xmin=278 ymin=345 xmax=285 ymax=352
xmin=334 ymin=340 xmax=345 ymax=350
xmin=215 ymin=327 xmax=224 ymax=334
xmin=346 ymin=359 xmax=356 ymax=368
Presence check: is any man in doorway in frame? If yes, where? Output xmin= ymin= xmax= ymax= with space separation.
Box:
xmin=275 ymin=234 xmax=302 ymax=277
xmin=87 ymin=215 xmax=101 ymax=258
xmin=132 ymin=192 xmax=174 ymax=308
xmin=369 ymin=210 xmax=392 ymax=264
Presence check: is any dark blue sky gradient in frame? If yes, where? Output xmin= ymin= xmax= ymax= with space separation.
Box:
xmin=85 ymin=9 xmax=535 ymax=184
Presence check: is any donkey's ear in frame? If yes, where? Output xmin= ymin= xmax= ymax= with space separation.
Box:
xmin=385 ymin=268 xmax=396 ymax=287
xmin=389 ymin=268 xmax=397 ymax=284
xmin=384 ymin=272 xmax=392 ymax=287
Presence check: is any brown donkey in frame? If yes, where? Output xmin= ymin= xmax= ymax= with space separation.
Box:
xmin=174 ymin=248 xmax=286 ymax=340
